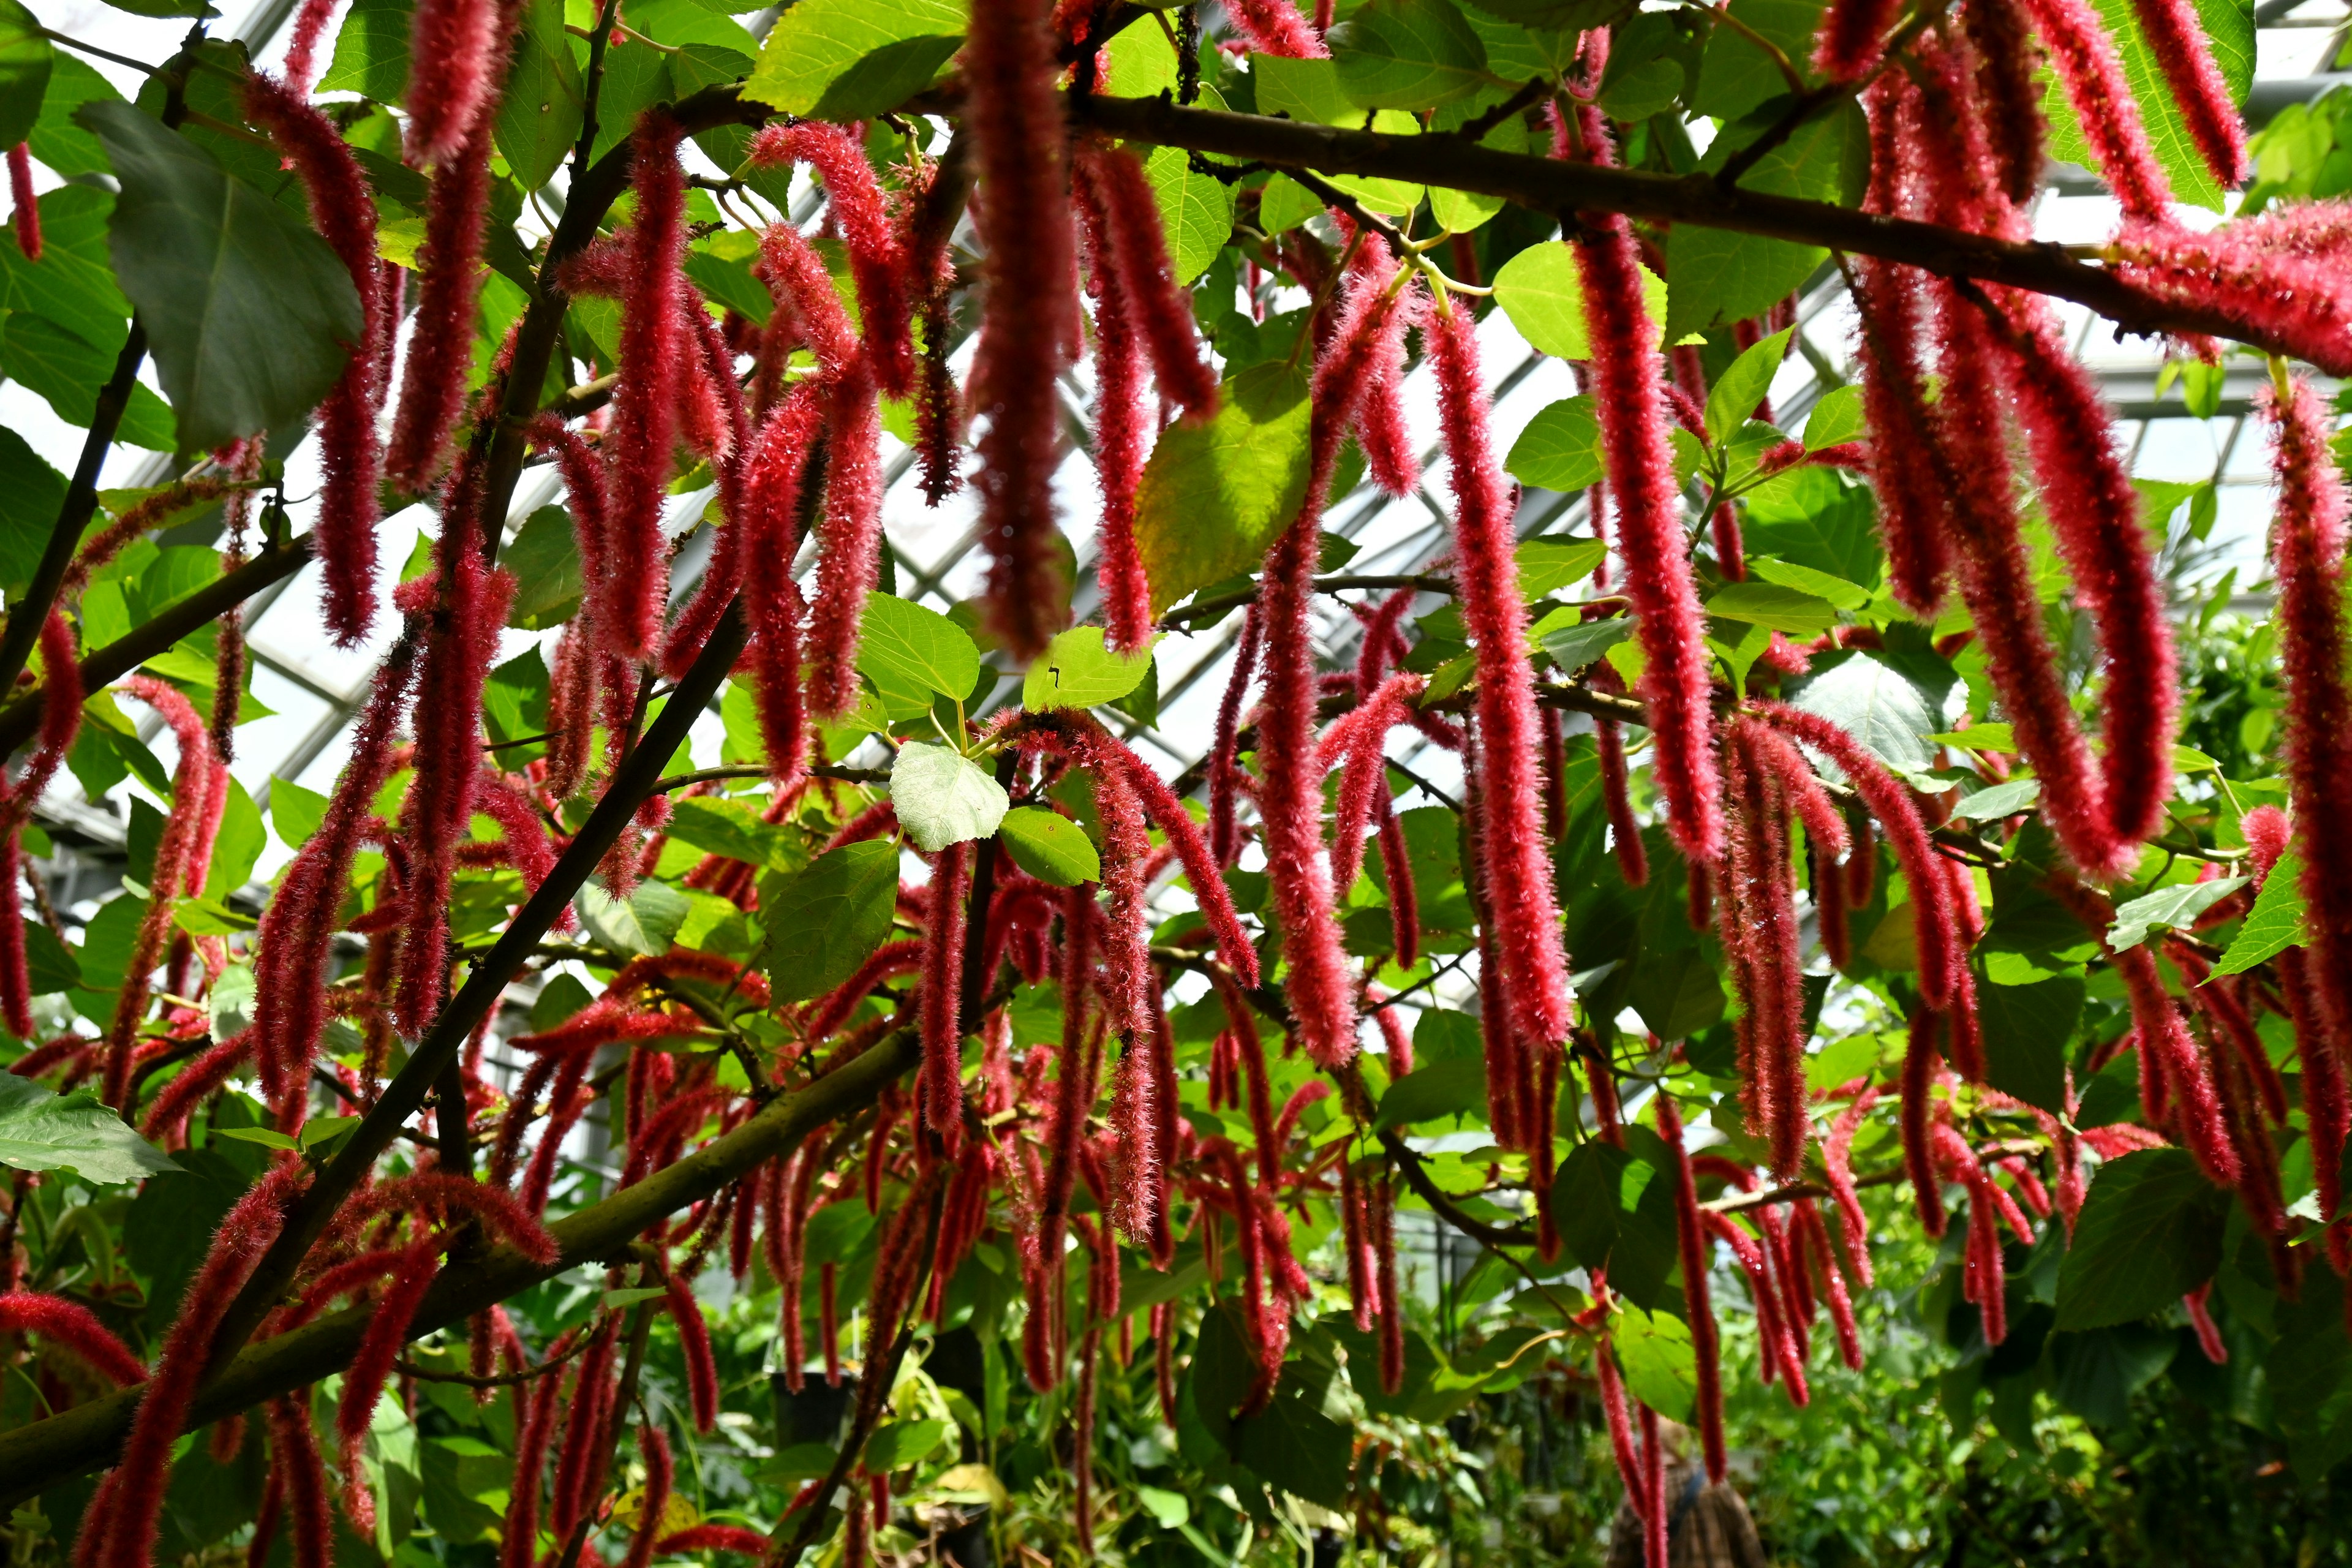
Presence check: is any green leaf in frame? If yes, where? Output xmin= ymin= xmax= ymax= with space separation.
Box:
xmin=1610 ymin=1305 xmax=1697 ymax=1423
xmin=1137 ymin=361 xmax=1313 ymax=616
xmin=173 ymin=897 xmax=257 ymax=937
xmin=892 ymin=741 xmax=1010 ymax=853
xmin=601 ymin=1285 xmax=669 ymax=1309
xmin=1373 ymin=1056 xmax=1486 ymax=1130
xmin=1251 ymin=56 xmax=1427 ymax=212
xmin=27 ymin=54 xmax=120 ymax=178
xmin=665 ymin=796 xmax=795 ymax=872
xmin=1023 ymin=627 xmax=1157 ymax=711
xmin=863 ymin=1419 xmax=948 ymax=1471
xmin=0 ymin=1073 xmax=180 ymax=1183
xmin=758 ymin=840 xmax=900 ymax=1003
xmin=212 ymin=1125 xmax=298 ymax=1151
xmin=1691 ymin=0 xmax=1824 ymax=121
xmin=2215 ymin=855 xmax=2306 ymax=974
xmin=1741 ymin=467 xmax=1880 ymax=583
xmin=997 ymin=806 xmax=1100 ymax=887
xmin=2055 ymin=1148 xmax=2230 ymax=1330
xmin=1142 ymin=138 xmax=1235 ymax=285
xmin=1506 ymin=395 xmax=1605 ymax=492
xmin=1329 ymin=0 xmax=1490 ymax=108
xmin=1665 ymin=101 xmax=1858 ymax=339
xmin=495 ymin=0 xmax=585 ymax=189
xmin=78 ymin=102 xmax=366 ymax=453
xmin=1703 ymin=327 xmax=1793 ymax=446
xmin=1705 ymin=579 xmax=1837 ymax=635
xmin=1627 ymin=942 xmax=1725 ymax=1039
xmin=1977 ymin=974 xmax=2082 ymax=1114
xmin=23 ymin=921 xmax=80 ymax=995
xmin=576 ymin=880 xmax=690 ymax=957
xmin=1949 ymin=776 xmax=2041 ymax=821
xmin=741 ymin=0 xmax=963 ymax=119
xmin=2107 ymin=876 xmax=2248 ymax=951
xmin=1801 ymin=383 xmax=1864 ymax=450
xmin=1539 ymin=617 xmax=1630 ymax=675
xmin=858 ymin=592 xmax=981 ymax=710
xmin=1492 ymin=241 xmax=1674 ymax=360
xmin=0 ymin=429 xmax=67 ymax=598
xmin=319 ymin=0 xmax=413 ymax=99
xmin=1517 ymin=537 xmax=1605 ymax=600
xmin=298 ymin=1114 xmax=363 ymax=1151
xmin=1781 ymin=649 xmax=1947 ymax=772
xmin=1744 ymin=555 xmax=1869 ymax=611
xmin=0 ymin=0 xmax=55 ymax=149
xmin=1231 ymin=1373 xmax=1354 ymax=1507
xmin=270 ymin=774 xmax=330 ymax=850
xmin=2039 ymin=0 xmax=2237 ymax=209
xmin=502 ymin=507 xmax=584 ymax=629
xmin=0 ymin=314 xmax=177 ymax=450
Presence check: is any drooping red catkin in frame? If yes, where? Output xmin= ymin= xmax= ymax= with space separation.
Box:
xmin=921 ymin=843 xmax=971 ymax=1143
xmin=617 ymin=1422 xmax=674 ymax=1568
xmin=7 ymin=143 xmax=37 ymax=261
xmin=1076 ymin=165 xmax=1155 ymax=653
xmin=654 ymin=1528 xmax=771 ymax=1559
xmin=2108 ymin=224 xmax=2352 ymax=378
xmin=1075 ymin=143 xmax=1218 ymax=417
xmin=1707 ymin=1210 xmax=1809 ymax=1401
xmin=280 ymin=0 xmax=340 ymax=93
xmin=1719 ymin=726 xmax=1808 ymax=1180
xmin=2015 ymin=0 xmax=2171 ymax=220
xmin=1208 ymin=603 xmax=1262 ymax=866
xmin=1811 ymin=0 xmax=1903 ymax=78
xmin=0 ymin=1291 xmax=145 ymax=1385
xmin=1653 ymin=1092 xmax=1725 ymax=1483
xmin=1823 ymin=1086 xmax=1879 ymax=1286
xmin=750 ymin=123 xmax=912 ymax=398
xmin=1594 ymin=1330 xmax=1647 ymax=1527
xmin=1996 ymin=307 xmax=2177 ymax=848
xmin=1900 ymin=1013 xmax=1950 ymax=1237
xmin=967 ymin=0 xmax=1081 ymax=658
xmin=2184 ymin=1282 xmax=2228 ymax=1363
xmin=385 ymin=113 xmax=495 ymax=492
xmin=1317 ymin=671 xmax=1425 ymax=891
xmin=1796 ymin=1200 xmax=1864 ymax=1368
xmin=265 ymin=1394 xmax=333 ymax=1568
xmin=1221 ymin=0 xmax=1326 ymax=55
xmin=1430 ymin=301 xmax=1575 ymax=1051
xmin=594 ymin=111 xmax=688 ymax=662
xmin=86 ymin=1163 xmax=306 ymax=1568
xmin=245 ymin=74 xmax=386 ymax=646
xmin=1958 ymin=0 xmax=2047 ymax=205
xmin=2117 ymin=941 xmax=2239 ymax=1183
xmin=1573 ymin=230 xmax=1722 ymax=861
xmin=2263 ymin=375 xmax=2352 ymax=1043
xmin=655 ymin=1265 xmax=718 ymax=1433
xmin=337 ymin=1240 xmax=439 ymax=1532
xmin=734 ymin=390 xmax=823 ymax=780
xmin=102 ymin=677 xmax=214 ymax=1110
xmin=2128 ymin=0 xmax=2247 ymax=186
xmin=401 ymin=0 xmax=502 ymax=165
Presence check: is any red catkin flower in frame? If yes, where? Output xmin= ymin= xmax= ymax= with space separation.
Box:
xmin=1796 ymin=1199 xmax=1864 ymax=1369
xmin=1654 ymin=1091 xmax=1725 ymax=1483
xmin=600 ymin=111 xmax=689 ymax=662
xmin=385 ymin=113 xmax=496 ymax=492
xmin=337 ymin=1240 xmax=440 ymax=1533
xmin=655 ymin=1528 xmax=771 ymax=1559
xmin=1077 ymin=165 xmax=1154 ymax=652
xmin=101 ymin=677 xmax=214 ymax=1110
xmin=1811 ymin=0 xmax=1903 ymax=80
xmin=7 ymin=143 xmax=38 ymax=262
xmin=750 ymin=123 xmax=913 ymax=398
xmin=1316 ymin=671 xmax=1426 ymax=892
xmin=1074 ymin=142 xmax=1218 ymax=417
xmin=245 ymin=73 xmax=386 ymax=646
xmin=1959 ymin=0 xmax=2048 ymax=206
xmin=921 ymin=843 xmax=972 ymax=1142
xmin=2184 ymin=1282 xmax=2228 ymax=1363
xmin=1823 ymin=1085 xmax=1879 ymax=1287
xmin=1573 ymin=230 xmax=1722 ymax=861
xmin=1719 ymin=725 xmax=1809 ymax=1179
xmin=85 ymin=1163 xmax=306 ymax=1568
xmin=738 ymin=388 xmax=823 ymax=780
xmin=0 ymin=616 xmax=80 ymax=1037
xmin=2263 ymin=375 xmax=2352 ymax=1045
xmin=2109 ymin=222 xmax=2352 ymax=378
xmin=620 ymin=1423 xmax=674 ymax=1568
xmin=2128 ymin=0 xmax=2247 ymax=187
xmin=1430 ymin=301 xmax=1575 ymax=1052
xmin=2015 ymin=0 xmax=2172 ymax=221
xmin=265 ymin=1394 xmax=333 ymax=1568
xmin=1208 ymin=603 xmax=1261 ymax=866
xmin=662 ymin=1267 xmax=720 ymax=1433
xmin=401 ymin=0 xmax=503 ymax=167
xmin=0 ymin=1291 xmax=145 ymax=1385
xmin=1221 ymin=0 xmax=1326 ymax=56
xmin=279 ymin=0 xmax=339 ymax=92
xmin=967 ymin=0 xmax=1080 ymax=657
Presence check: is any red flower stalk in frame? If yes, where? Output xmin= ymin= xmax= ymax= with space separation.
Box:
xmin=61 ymin=480 xmax=243 ymax=608
xmin=617 ymin=1422 xmax=674 ymax=1568
xmin=1340 ymin=1158 xmax=1376 ymax=1330
xmin=7 ymin=142 xmax=38 ymax=261
xmin=1469 ymin=772 xmax=1531 ymax=1150
xmin=280 ymin=0 xmax=339 ymax=92
xmin=662 ymin=1268 xmax=719 ymax=1432
xmin=921 ymin=843 xmax=972 ymax=1143
xmin=264 ymin=1395 xmax=333 ymax=1568
xmin=769 ymin=281 xmax=881 ymax=714
xmin=1574 ymin=228 xmax=1722 ymax=861
xmin=1317 ymin=671 xmax=1427 ymax=891
xmin=1899 ymin=1012 xmax=1948 ymax=1237
xmin=1719 ymin=728 xmax=1807 ymax=1180
xmin=1996 ymin=306 xmax=2178 ymax=846
xmin=1074 ymin=143 xmax=1219 ymax=417
xmin=2116 ymin=943 xmax=2238 ymax=1183
xmin=342 ymin=1172 xmax=562 ymax=1262
xmin=246 ymin=73 xmax=387 ymax=646
xmin=735 ymin=389 xmax=823 ymax=780
xmin=548 ymin=1319 xmax=619 ymax=1539
xmin=1373 ymin=799 xmax=1422 ymax=966
xmin=86 ymin=1163 xmax=306 ymax=1568
xmin=401 ymin=0 xmax=503 ymax=165
xmin=1071 ymin=731 xmax=1257 ymax=992
xmin=967 ymin=0 xmax=1082 ymax=658
xmin=385 ymin=115 xmax=495 ymax=492
xmin=102 ymin=677 xmax=215 ymax=1110
xmin=2263 ymin=375 xmax=2352 ymax=1041
xmin=1078 ymin=166 xmax=1155 ymax=654
xmin=2109 ymin=224 xmax=2352 ymax=377
xmin=1811 ymin=0 xmax=1904 ymax=79
xmin=1208 ymin=604 xmax=1262 ymax=865
xmin=595 ymin=111 xmax=690 ymax=662
xmin=2174 ymin=946 xmax=2287 ymax=1125
xmin=1220 ymin=0 xmax=1326 ymax=56
xmin=337 ymin=1240 xmax=439 ymax=1532
xmin=1208 ymin=974 xmax=1281 ymax=1189
xmin=1753 ymin=703 xmax=1967 ymax=1012
xmin=1958 ymin=0 xmax=2048 ymax=205
xmin=2015 ymin=0 xmax=2171 ymax=220
xmin=1796 ymin=1200 xmax=1864 ymax=1368
xmin=1653 ymin=1091 xmax=1725 ymax=1483
xmin=1036 ymin=884 xmax=1101 ymax=1286
xmin=1823 ymin=1085 xmax=1879 ymax=1287
xmin=1706 ymin=1210 xmax=1808 ymax=1401
xmin=2128 ymin=0 xmax=2247 ymax=186
xmin=654 ymin=1528 xmax=771 ymax=1559
xmin=1357 ymin=263 xmax=1425 ymax=499
xmin=0 ymin=1291 xmax=145 ymax=1385
xmin=255 ymin=627 xmax=423 ymax=1110
xmin=141 ymin=1030 xmax=255 ymax=1149
xmin=1594 ymin=1329 xmax=1647 ymax=1526
xmin=2184 ymin=1283 xmax=2228 ymax=1363
xmin=749 ymin=123 xmax=913 ymax=398
xmin=1430 ymin=302 xmax=1576 ymax=1051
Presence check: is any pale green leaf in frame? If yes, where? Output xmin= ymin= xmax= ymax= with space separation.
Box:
xmin=1330 ymin=0 xmax=1490 ymax=108
xmin=1023 ymin=627 xmax=1158 ymax=711
xmin=1705 ymin=579 xmax=1838 ymax=635
xmin=0 ymin=1074 xmax=179 ymax=1183
xmin=2108 ymin=876 xmax=2248 ymax=951
xmin=891 ymin=741 xmax=1009 ymax=853
xmin=1802 ymin=383 xmax=1864 ymax=450
xmin=741 ymin=0 xmax=963 ymax=119
xmin=1492 ymin=241 xmax=1675 ymax=360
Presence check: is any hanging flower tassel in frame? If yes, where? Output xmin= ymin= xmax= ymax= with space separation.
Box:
xmin=7 ymin=143 xmax=39 ymax=261
xmin=385 ymin=113 xmax=497 ymax=493
xmin=601 ymin=110 xmax=689 ymax=662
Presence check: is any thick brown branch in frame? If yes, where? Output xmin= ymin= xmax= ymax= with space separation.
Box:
xmin=1065 ymin=95 xmax=2286 ymax=356
xmin=0 ymin=1019 xmax=921 ymax=1509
